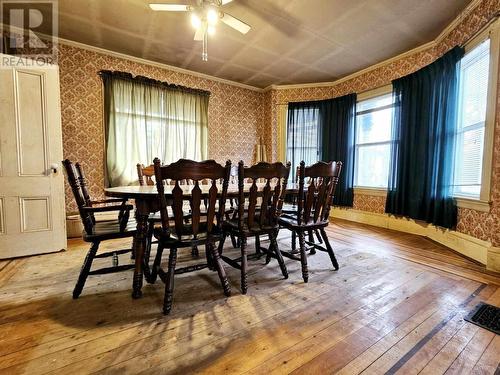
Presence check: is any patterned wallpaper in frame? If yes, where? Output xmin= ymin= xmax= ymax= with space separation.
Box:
xmin=58 ymin=44 xmax=264 ymax=212
xmin=263 ymin=0 xmax=500 ymax=246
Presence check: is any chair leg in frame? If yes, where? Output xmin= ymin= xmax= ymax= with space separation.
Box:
xmin=218 ymin=233 xmax=227 ymax=256
xmin=73 ymin=242 xmax=99 ymax=299
xmin=205 ymin=243 xmax=214 ymax=270
xmin=192 ymin=245 xmax=199 ymax=258
xmin=240 ymin=236 xmax=248 ymax=295
xmin=270 ymin=230 xmax=288 ymax=279
xmin=297 ymin=231 xmax=309 ymax=283
xmin=230 ymin=233 xmax=238 ymax=249
xmin=255 ymin=235 xmax=261 ymax=256
xmin=314 ymin=229 xmax=323 ymax=244
xmin=210 ymin=241 xmax=231 ymax=297
xmin=263 ymin=234 xmax=272 ymax=264
xmin=291 ymin=230 xmax=297 ymax=253
xmin=147 ymin=242 xmax=164 ymax=284
xmin=320 ymin=228 xmax=339 ymax=271
xmin=163 ymin=248 xmax=177 ymax=315
xmin=144 ymin=221 xmax=154 ymax=266
xmin=308 ymin=230 xmax=316 ymax=254
xmin=308 ymin=230 xmax=314 ymax=243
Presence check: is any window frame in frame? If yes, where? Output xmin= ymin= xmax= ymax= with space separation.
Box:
xmin=353 ymin=85 xmax=394 ymax=193
xmin=452 ymin=20 xmax=499 ymax=212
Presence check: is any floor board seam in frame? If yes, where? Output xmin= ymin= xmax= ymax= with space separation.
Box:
xmin=384 ymin=283 xmax=487 ymax=374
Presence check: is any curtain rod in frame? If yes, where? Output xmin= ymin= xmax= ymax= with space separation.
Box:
xmin=98 ymin=70 xmax=211 ymax=96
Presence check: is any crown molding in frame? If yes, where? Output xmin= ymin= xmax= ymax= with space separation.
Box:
xmin=57 ymin=38 xmax=263 ymax=92
xmin=264 ymin=0 xmax=485 ymax=92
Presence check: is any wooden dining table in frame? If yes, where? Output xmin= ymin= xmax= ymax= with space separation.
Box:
xmin=105 ymin=183 xmax=300 ymax=298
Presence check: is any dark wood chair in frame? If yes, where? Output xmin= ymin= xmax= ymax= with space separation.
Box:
xmin=284 ymin=165 xmax=323 ymax=253
xmin=278 ymin=160 xmax=342 ymax=282
xmin=218 ymin=161 xmax=290 ymax=294
xmin=151 ymin=158 xmax=232 ymax=314
xmin=63 ymin=159 xmax=136 ymax=298
xmin=136 ymin=163 xmax=155 ymax=186
xmin=137 ymin=163 xmax=208 ymax=260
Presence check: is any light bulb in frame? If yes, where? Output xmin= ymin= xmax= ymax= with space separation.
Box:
xmin=207 ymin=8 xmax=218 ymax=25
xmin=191 ymin=13 xmax=201 ymax=29
xmin=208 ymin=25 xmax=216 ymax=35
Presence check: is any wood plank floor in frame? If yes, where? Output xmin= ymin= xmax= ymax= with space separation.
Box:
xmin=0 ymin=219 xmax=499 ymax=374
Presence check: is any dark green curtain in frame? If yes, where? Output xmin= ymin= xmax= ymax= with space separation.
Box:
xmin=319 ymin=94 xmax=357 ymax=207
xmin=286 ymin=94 xmax=356 ymax=207
xmin=385 ymin=46 xmax=464 ymax=229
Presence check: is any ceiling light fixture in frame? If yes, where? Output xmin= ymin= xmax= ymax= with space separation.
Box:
xmin=190 ymin=13 xmax=201 ymax=29
xmin=207 ymin=8 xmax=218 ymax=25
xmin=149 ymin=0 xmax=251 ymax=61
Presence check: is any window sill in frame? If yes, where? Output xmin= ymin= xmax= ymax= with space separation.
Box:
xmin=354 ymin=187 xmax=387 ymax=197
xmin=454 ymin=196 xmax=491 ymax=213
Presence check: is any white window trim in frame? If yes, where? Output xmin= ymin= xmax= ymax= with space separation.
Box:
xmin=453 ymin=19 xmax=500 ymax=213
xmin=354 ymin=85 xmax=393 ymax=191
xmin=357 ymin=84 xmax=392 ymax=101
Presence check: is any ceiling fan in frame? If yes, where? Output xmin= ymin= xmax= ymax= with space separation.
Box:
xmin=149 ymin=0 xmax=251 ymax=61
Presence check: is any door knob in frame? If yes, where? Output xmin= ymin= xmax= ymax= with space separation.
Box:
xmin=50 ymin=163 xmax=59 ymax=173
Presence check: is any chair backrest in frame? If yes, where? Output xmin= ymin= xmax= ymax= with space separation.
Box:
xmin=75 ymin=162 xmax=92 ymax=206
xmin=238 ymin=161 xmax=290 ymax=231
xmin=296 ymin=161 xmax=342 ymax=226
xmin=63 ymin=159 xmax=95 ymax=233
xmin=154 ymin=158 xmax=231 ymax=239
xmin=137 ymin=164 xmax=155 ymax=186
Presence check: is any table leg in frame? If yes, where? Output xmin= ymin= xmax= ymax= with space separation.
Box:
xmin=132 ymin=205 xmax=149 ymax=299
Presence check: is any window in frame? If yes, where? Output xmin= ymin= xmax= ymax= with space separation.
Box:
xmin=354 ymin=93 xmax=395 ymax=188
xmin=102 ymin=72 xmax=208 ymax=187
xmin=286 ymin=105 xmax=321 ymax=181
xmin=453 ymin=39 xmax=490 ymax=198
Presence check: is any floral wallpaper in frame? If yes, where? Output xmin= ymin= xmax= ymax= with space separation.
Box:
xmin=58 ymin=44 xmax=265 ymax=212
xmin=353 ymin=195 xmax=386 ymax=214
xmin=263 ymin=0 xmax=500 ymax=246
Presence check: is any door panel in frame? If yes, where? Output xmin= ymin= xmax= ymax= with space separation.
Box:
xmin=15 ymin=70 xmax=48 ymax=176
xmin=20 ymin=197 xmax=51 ymax=232
xmin=0 ymin=54 xmax=66 ymax=258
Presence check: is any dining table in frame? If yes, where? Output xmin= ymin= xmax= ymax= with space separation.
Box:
xmin=105 ymin=182 xmax=300 ymax=298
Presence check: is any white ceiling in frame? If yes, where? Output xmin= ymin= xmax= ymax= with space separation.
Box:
xmin=56 ymin=0 xmax=472 ymax=88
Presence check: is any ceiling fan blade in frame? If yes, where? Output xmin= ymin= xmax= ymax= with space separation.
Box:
xmin=237 ymin=0 xmax=300 ymax=36
xmin=194 ymin=22 xmax=207 ymax=40
xmin=221 ymin=0 xmax=234 ymax=4
xmin=149 ymin=3 xmax=190 ymax=11
xmin=221 ymin=12 xmax=251 ymax=34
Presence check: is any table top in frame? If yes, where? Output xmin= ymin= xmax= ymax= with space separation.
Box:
xmin=105 ymin=182 xmax=300 ymax=199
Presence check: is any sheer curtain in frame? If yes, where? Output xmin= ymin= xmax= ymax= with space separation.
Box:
xmin=102 ymin=72 xmax=208 ymax=187
xmin=286 ymin=102 xmax=321 ymax=182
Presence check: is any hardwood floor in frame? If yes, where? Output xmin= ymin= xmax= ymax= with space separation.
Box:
xmin=0 ymin=219 xmax=499 ymax=374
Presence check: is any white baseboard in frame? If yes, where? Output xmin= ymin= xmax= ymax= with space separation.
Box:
xmin=330 ymin=208 xmax=491 ymax=266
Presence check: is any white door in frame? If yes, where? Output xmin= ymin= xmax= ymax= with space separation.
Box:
xmin=0 ymin=54 xmax=66 ymax=258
